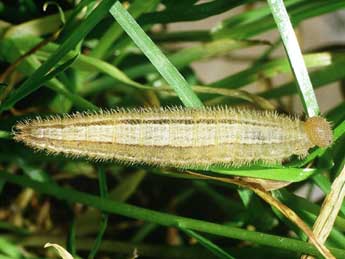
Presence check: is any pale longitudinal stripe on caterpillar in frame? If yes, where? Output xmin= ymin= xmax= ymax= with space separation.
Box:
xmin=13 ymin=106 xmax=333 ymax=169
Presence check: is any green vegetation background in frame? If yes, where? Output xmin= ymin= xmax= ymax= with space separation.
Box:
xmin=0 ymin=1 xmax=344 ymax=259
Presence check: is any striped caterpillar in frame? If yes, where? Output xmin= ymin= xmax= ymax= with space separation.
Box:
xmin=13 ymin=106 xmax=333 ymax=169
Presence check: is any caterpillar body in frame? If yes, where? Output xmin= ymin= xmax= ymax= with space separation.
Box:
xmin=13 ymin=107 xmax=332 ymax=169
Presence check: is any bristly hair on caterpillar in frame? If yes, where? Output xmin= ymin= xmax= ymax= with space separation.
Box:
xmin=13 ymin=106 xmax=333 ymax=169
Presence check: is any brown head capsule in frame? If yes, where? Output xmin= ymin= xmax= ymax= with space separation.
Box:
xmin=304 ymin=116 xmax=333 ymax=148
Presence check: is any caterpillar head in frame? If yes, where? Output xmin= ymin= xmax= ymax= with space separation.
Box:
xmin=304 ymin=116 xmax=333 ymax=148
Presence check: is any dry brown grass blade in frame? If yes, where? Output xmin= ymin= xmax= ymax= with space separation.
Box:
xmin=0 ymin=30 xmax=60 ymax=82
xmin=0 ymin=30 xmax=60 ymax=103
xmin=185 ymin=171 xmax=336 ymax=259
xmin=191 ymin=85 xmax=276 ymax=110
xmin=157 ymin=85 xmax=276 ymax=110
xmin=44 ymin=243 xmax=74 ymax=259
xmin=240 ymin=177 xmax=291 ymax=191
xmin=302 ymin=165 xmax=345 ymax=259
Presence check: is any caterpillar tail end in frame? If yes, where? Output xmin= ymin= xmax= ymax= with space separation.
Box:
xmin=12 ymin=120 xmax=31 ymax=144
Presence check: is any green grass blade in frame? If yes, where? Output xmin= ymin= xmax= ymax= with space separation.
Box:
xmin=267 ymin=0 xmax=319 ymax=117
xmin=219 ymin=0 xmax=301 ymax=29
xmin=40 ymin=54 xmax=79 ymax=83
xmin=91 ymin=0 xmax=159 ymax=59
xmin=138 ymin=0 xmax=255 ymax=24
xmin=274 ymin=189 xmax=345 ymax=231
xmin=0 ymin=238 xmax=23 ymax=258
xmin=212 ymin=52 xmax=342 ymax=89
xmin=0 ymin=131 xmax=11 ymax=139
xmin=181 ymin=228 xmax=236 ymax=259
xmin=213 ymin=0 xmax=344 ymax=40
xmin=0 ymin=39 xmax=97 ymax=110
xmin=88 ymin=166 xmax=108 ymax=259
xmin=125 ymin=39 xmax=259 ymax=79
xmin=109 ymin=2 xmax=203 ymax=108
xmin=210 ymin=167 xmax=318 ymax=182
xmin=66 ymin=217 xmax=77 ymax=256
xmin=0 ymin=0 xmax=117 ymax=112
xmin=2 ymin=171 xmax=345 ymax=258
xmin=10 ymin=35 xmax=147 ymax=91
xmin=108 ymin=170 xmax=146 ymax=202
xmin=60 ymin=0 xmax=99 ymax=41
xmin=259 ymin=60 xmax=345 ymax=101
xmin=3 ymin=11 xmax=68 ymax=38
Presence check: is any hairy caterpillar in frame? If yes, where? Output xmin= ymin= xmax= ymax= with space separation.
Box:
xmin=13 ymin=107 xmax=333 ymax=169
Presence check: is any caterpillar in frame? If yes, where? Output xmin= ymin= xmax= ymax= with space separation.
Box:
xmin=13 ymin=106 xmax=333 ymax=169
